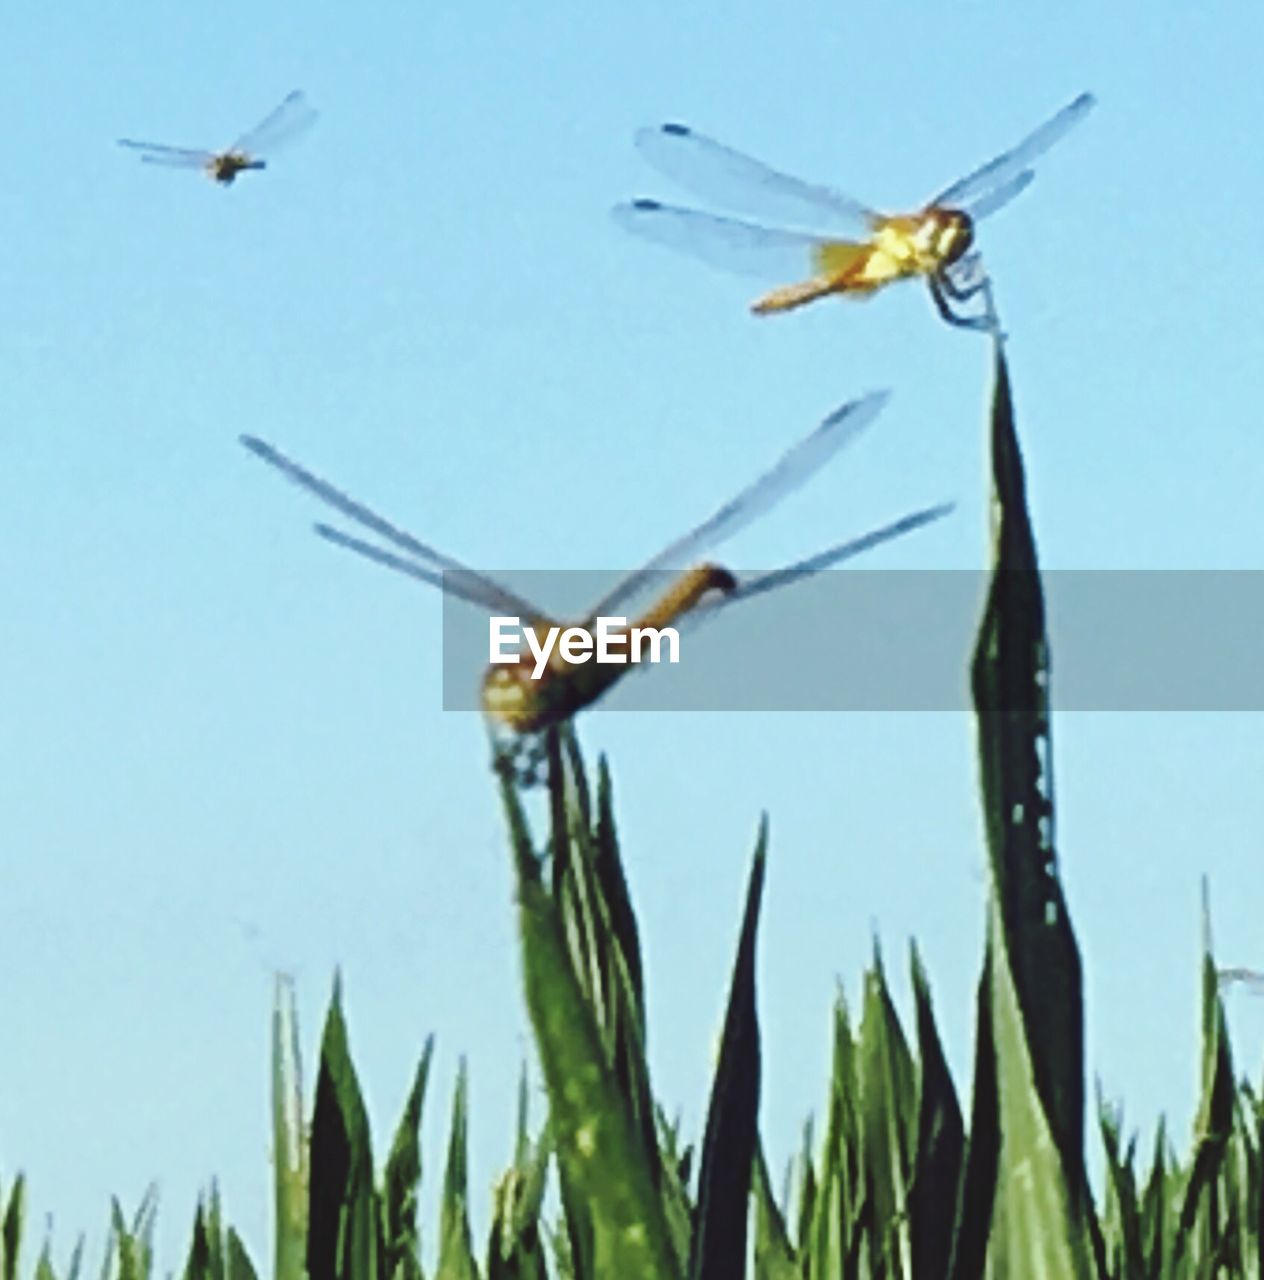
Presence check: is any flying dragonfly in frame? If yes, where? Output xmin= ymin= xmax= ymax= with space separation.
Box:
xmin=613 ymin=91 xmax=1095 ymax=330
xmin=240 ymin=393 xmax=951 ymax=760
xmin=118 ymin=90 xmax=318 ymax=185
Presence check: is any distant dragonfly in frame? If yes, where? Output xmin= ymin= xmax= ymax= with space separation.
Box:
xmin=118 ymin=90 xmax=318 ymax=185
xmin=614 ymin=92 xmax=1095 ymax=330
xmin=240 ymin=394 xmax=951 ymax=754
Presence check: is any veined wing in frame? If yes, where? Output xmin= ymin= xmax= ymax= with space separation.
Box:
xmin=239 ymin=435 xmax=538 ymax=619
xmin=960 ymin=168 xmax=1034 ymax=221
xmin=710 ymin=502 xmax=954 ymax=608
xmin=231 ymin=90 xmax=318 ymax=157
xmin=931 ymin=91 xmax=1095 ymax=210
xmin=117 ymin=139 xmax=215 ymax=168
xmin=589 ymin=391 xmax=890 ymax=619
xmin=634 ymin=123 xmax=878 ymax=234
xmin=612 ymin=200 xmax=842 ymax=282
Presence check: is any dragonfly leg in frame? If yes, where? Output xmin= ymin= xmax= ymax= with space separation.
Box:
xmin=939 ymin=272 xmax=986 ymax=303
xmin=491 ymin=731 xmax=548 ymax=788
xmin=928 ymin=274 xmax=994 ymax=331
xmin=940 ymin=252 xmax=989 ymax=302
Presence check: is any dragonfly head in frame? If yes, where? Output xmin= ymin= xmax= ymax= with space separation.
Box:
xmin=927 ymin=208 xmax=975 ymax=267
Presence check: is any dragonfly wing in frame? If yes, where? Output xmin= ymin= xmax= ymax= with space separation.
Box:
xmin=931 ymin=91 xmax=1095 ymax=209
xmin=240 ymin=435 xmax=538 ymax=618
xmin=613 ymin=200 xmax=840 ymax=282
xmin=231 ymin=90 xmax=318 ymax=157
xmin=634 ymin=124 xmax=878 ymax=233
xmin=589 ymin=391 xmax=891 ymax=618
xmin=718 ymin=502 xmax=954 ymax=605
xmin=314 ymin=525 xmax=538 ymax=617
xmin=117 ymin=140 xmax=215 ymax=168
xmin=962 ymin=169 xmax=1035 ymax=222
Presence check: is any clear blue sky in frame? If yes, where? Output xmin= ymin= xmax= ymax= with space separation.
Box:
xmin=3 ymin=0 xmax=1263 ymax=1268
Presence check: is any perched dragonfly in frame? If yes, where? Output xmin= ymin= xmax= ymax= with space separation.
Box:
xmin=240 ymin=393 xmax=951 ymax=752
xmin=118 ymin=90 xmax=318 ymax=185
xmin=613 ymin=91 xmax=1094 ymax=330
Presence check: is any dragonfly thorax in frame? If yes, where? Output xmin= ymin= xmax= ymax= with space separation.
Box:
xmin=210 ymin=153 xmax=265 ymax=184
xmin=922 ymin=208 xmax=974 ymax=269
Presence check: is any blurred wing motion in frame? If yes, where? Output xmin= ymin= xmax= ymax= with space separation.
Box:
xmin=611 ymin=200 xmax=841 ymax=282
xmin=231 ymin=90 xmax=319 ymax=157
xmin=590 ymin=390 xmax=890 ymax=618
xmin=632 ymin=123 xmax=879 ymax=232
xmin=115 ymin=140 xmax=216 ymax=169
xmin=239 ymin=435 xmax=539 ymax=619
xmin=931 ymin=91 xmax=1096 ymax=211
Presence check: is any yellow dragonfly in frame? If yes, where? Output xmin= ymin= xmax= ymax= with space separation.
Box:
xmin=240 ymin=393 xmax=950 ymax=757
xmin=118 ymin=90 xmax=318 ymax=185
xmin=613 ymin=91 xmax=1094 ymax=330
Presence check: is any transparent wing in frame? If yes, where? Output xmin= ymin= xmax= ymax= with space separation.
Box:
xmin=240 ymin=435 xmax=539 ymax=619
xmin=231 ymin=90 xmax=318 ymax=157
xmin=932 ymin=91 xmax=1095 ymax=209
xmin=634 ymin=124 xmax=879 ymax=233
xmin=962 ymin=168 xmax=1034 ymax=221
xmin=1219 ymin=967 xmax=1264 ymax=995
xmin=714 ymin=502 xmax=954 ymax=606
xmin=612 ymin=200 xmax=840 ymax=281
xmin=589 ymin=391 xmax=890 ymax=619
xmin=313 ymin=525 xmax=539 ymax=617
xmin=117 ymin=139 xmax=215 ymax=168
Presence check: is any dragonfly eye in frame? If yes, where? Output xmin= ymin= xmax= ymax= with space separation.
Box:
xmin=939 ymin=212 xmax=974 ymax=265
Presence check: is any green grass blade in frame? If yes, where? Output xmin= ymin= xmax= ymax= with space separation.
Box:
xmin=225 ymin=1230 xmax=259 ymax=1280
xmin=183 ymin=1204 xmax=211 ymax=1280
xmin=486 ymin=1071 xmax=551 ymax=1280
xmin=688 ymin=822 xmax=766 ymax=1280
xmin=272 ymin=974 xmax=308 ymax=1280
xmin=2 ymin=1175 xmax=24 ymax=1280
xmin=1172 ymin=951 xmax=1237 ymax=1270
xmin=503 ymin=762 xmax=680 ymax=1280
xmin=381 ymin=1036 xmax=434 ymax=1280
xmin=856 ymin=945 xmax=916 ymax=1274
xmin=946 ymin=937 xmax=999 ymax=1280
xmin=969 ymin=342 xmax=1098 ymax=1275
xmin=751 ymin=1144 xmax=796 ymax=1280
xmin=307 ymin=975 xmax=379 ymax=1280
xmin=909 ymin=944 xmax=965 ymax=1276
xmin=436 ymin=1060 xmax=479 ymax=1280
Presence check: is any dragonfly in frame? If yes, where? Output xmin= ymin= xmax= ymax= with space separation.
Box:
xmin=613 ymin=91 xmax=1095 ymax=330
xmin=118 ymin=90 xmax=318 ymax=185
xmin=240 ymin=393 xmax=951 ymax=760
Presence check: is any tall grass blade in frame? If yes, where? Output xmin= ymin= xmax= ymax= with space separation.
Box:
xmin=382 ymin=1036 xmax=434 ymax=1280
xmin=688 ymin=822 xmax=766 ymax=1280
xmin=272 ymin=974 xmax=308 ymax=1280
xmin=436 ymin=1061 xmax=479 ymax=1280
xmin=500 ymin=761 xmax=680 ymax=1280
xmin=970 ymin=342 xmax=1096 ymax=1275
xmin=856 ymin=945 xmax=916 ymax=1274
xmin=2 ymin=1175 xmax=23 ymax=1280
xmin=909 ymin=945 xmax=964 ymax=1277
xmin=751 ymin=1144 xmax=796 ymax=1280
xmin=307 ymin=976 xmax=378 ymax=1280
